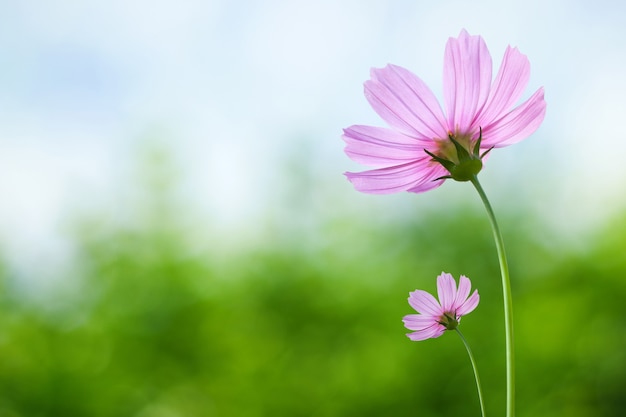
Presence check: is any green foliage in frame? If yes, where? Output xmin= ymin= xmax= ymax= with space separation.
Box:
xmin=0 ymin=148 xmax=624 ymax=416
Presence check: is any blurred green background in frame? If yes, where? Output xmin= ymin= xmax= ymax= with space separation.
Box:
xmin=0 ymin=144 xmax=624 ymax=417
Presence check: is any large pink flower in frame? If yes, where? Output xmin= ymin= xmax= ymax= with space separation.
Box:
xmin=403 ymin=272 xmax=479 ymax=341
xmin=343 ymin=29 xmax=546 ymax=194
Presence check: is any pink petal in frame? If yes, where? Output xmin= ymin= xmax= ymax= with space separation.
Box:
xmin=365 ymin=64 xmax=448 ymax=139
xmin=457 ymin=289 xmax=480 ymax=316
xmin=343 ymin=125 xmax=430 ymax=168
xmin=436 ymin=272 xmax=457 ymax=311
xmin=443 ymin=29 xmax=492 ymax=132
xmin=402 ymin=314 xmax=438 ymax=331
xmin=471 ymin=46 xmax=530 ymax=130
xmin=408 ymin=289 xmax=443 ymax=316
xmin=344 ymin=158 xmax=443 ymax=194
xmin=453 ymin=275 xmax=472 ymax=309
xmin=406 ymin=323 xmax=446 ymax=341
xmin=481 ymin=87 xmax=546 ymax=147
xmin=406 ymin=168 xmax=446 ymax=193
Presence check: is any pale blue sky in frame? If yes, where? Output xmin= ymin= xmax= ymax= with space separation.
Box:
xmin=1 ymin=0 xmax=625 ymax=283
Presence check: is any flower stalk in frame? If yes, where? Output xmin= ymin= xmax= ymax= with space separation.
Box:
xmin=456 ymin=328 xmax=486 ymax=417
xmin=471 ymin=176 xmax=515 ymax=417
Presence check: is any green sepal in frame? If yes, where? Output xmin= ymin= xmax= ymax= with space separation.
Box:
xmin=438 ymin=312 xmax=459 ymax=331
xmin=425 ymin=127 xmax=487 ymax=183
xmin=449 ymin=134 xmax=472 ymax=162
xmin=480 ymin=146 xmax=494 ymax=159
xmin=449 ymin=158 xmax=482 ymax=182
xmin=472 ymin=127 xmax=483 ymax=158
xmin=424 ymin=149 xmax=456 ymax=173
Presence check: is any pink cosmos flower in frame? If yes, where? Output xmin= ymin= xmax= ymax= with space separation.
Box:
xmin=343 ymin=29 xmax=546 ymax=193
xmin=403 ymin=272 xmax=479 ymax=341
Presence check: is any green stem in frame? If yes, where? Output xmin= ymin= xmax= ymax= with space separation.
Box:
xmin=455 ymin=328 xmax=486 ymax=417
xmin=470 ymin=176 xmax=514 ymax=417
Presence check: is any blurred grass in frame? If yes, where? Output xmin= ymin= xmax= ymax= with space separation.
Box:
xmin=0 ymin=145 xmax=624 ymax=416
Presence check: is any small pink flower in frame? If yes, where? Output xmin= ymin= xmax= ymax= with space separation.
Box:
xmin=343 ymin=29 xmax=546 ymax=193
xmin=403 ymin=272 xmax=479 ymax=341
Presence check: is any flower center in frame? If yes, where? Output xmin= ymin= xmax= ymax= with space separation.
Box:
xmin=438 ymin=311 xmax=459 ymax=330
xmin=434 ymin=133 xmax=474 ymax=164
xmin=425 ymin=128 xmax=491 ymax=182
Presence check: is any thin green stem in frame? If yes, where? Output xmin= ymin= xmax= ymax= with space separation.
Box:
xmin=455 ymin=328 xmax=486 ymax=417
xmin=470 ymin=176 xmax=515 ymax=417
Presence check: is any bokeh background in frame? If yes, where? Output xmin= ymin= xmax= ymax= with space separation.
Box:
xmin=1 ymin=1 xmax=626 ymax=416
